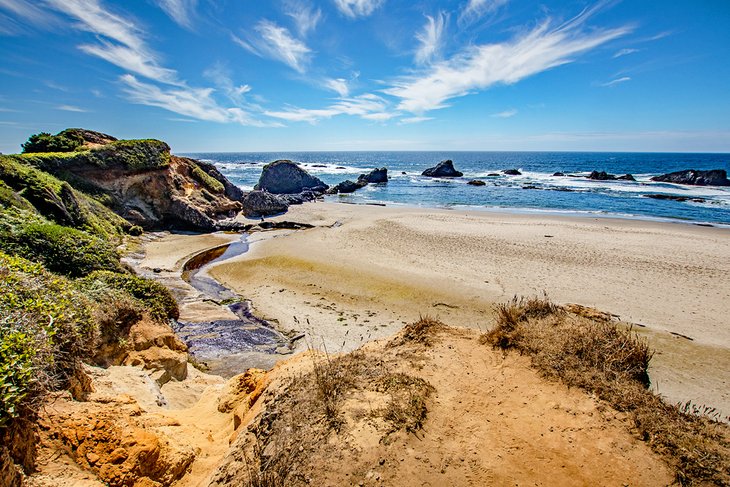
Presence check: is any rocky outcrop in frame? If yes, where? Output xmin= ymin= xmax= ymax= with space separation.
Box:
xmin=422 ymin=160 xmax=463 ymax=177
xmin=255 ymin=160 xmax=328 ymax=194
xmin=587 ymin=171 xmax=635 ymax=181
xmin=241 ymin=190 xmax=288 ymax=217
xmin=468 ymin=179 xmax=486 ymax=186
xmin=24 ymin=135 xmax=245 ymax=231
xmin=651 ymin=169 xmax=729 ymax=186
xmin=503 ymin=169 xmax=521 ymax=176
xmin=328 ymin=180 xmax=366 ymax=194
xmin=358 ymin=167 xmax=388 ymax=184
xmin=644 ymin=194 xmax=706 ymax=203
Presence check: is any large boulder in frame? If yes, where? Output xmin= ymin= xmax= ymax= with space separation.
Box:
xmin=241 ymin=190 xmax=289 ymax=217
xmin=358 ymin=167 xmax=388 ymax=184
xmin=422 ymin=160 xmax=463 ymax=178
xmin=651 ymin=169 xmax=729 ymax=186
xmin=588 ymin=170 xmax=616 ymax=181
xmin=328 ymin=180 xmax=367 ymax=194
xmin=255 ymin=160 xmax=328 ymax=194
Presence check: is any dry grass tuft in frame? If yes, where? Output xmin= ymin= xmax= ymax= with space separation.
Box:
xmin=375 ymin=373 xmax=434 ymax=434
xmin=390 ymin=315 xmax=446 ymax=347
xmin=482 ymin=295 xmax=730 ymax=486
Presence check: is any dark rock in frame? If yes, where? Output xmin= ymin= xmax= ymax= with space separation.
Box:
xmin=401 ymin=171 xmax=407 ymax=175
xmin=255 ymin=160 xmax=329 ymax=194
xmin=487 ymin=173 xmax=500 ymax=177
xmin=502 ymin=169 xmax=521 ymax=176
xmin=422 ymin=160 xmax=463 ymax=178
xmin=336 ymin=166 xmax=346 ymax=169
xmin=253 ymin=221 xmax=314 ymax=231
xmin=644 ymin=194 xmax=707 ymax=203
xmin=280 ymin=193 xmax=304 ymax=205
xmin=617 ymin=174 xmax=636 ymax=181
xmin=522 ymin=185 xmax=539 ymax=190
xmin=553 ymin=172 xmax=565 ymax=177
xmin=153 ymin=268 xmax=162 ymax=273
xmin=651 ymin=169 xmax=729 ymax=186
xmin=467 ymin=180 xmax=486 ymax=186
xmin=311 ymin=164 xmax=327 ymax=168
xmin=328 ymin=180 xmax=367 ymax=194
xmin=241 ymin=190 xmax=288 ymax=217
xmin=552 ymin=187 xmax=574 ymax=192
xmin=588 ymin=171 xmax=617 ymax=181
xmin=358 ymin=167 xmax=388 ymax=184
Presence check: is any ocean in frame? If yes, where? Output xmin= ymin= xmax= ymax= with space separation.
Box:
xmin=182 ymin=151 xmax=730 ymax=226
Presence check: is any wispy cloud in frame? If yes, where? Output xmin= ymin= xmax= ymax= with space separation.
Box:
xmin=0 ymin=0 xmax=57 ymax=33
xmin=56 ymin=104 xmax=88 ymax=112
xmin=491 ymin=108 xmax=517 ymax=118
xmin=415 ymin=12 xmax=447 ymax=65
xmin=613 ymin=47 xmax=639 ymax=58
xmin=458 ymin=0 xmax=508 ymax=25
xmin=386 ymin=9 xmax=631 ymax=113
xmin=120 ymin=74 xmax=277 ymax=127
xmin=399 ymin=116 xmax=433 ymax=124
xmin=234 ymin=20 xmax=311 ymax=73
xmin=324 ymin=78 xmax=350 ymax=97
xmin=45 ymin=0 xmax=180 ymax=85
xmin=285 ymin=0 xmax=321 ymax=37
xmin=600 ymin=76 xmax=630 ymax=87
xmin=154 ymin=0 xmax=198 ymax=30
xmin=333 ymin=0 xmax=384 ymax=19
xmin=265 ymin=93 xmax=393 ymax=123
xmin=203 ymin=63 xmax=254 ymax=106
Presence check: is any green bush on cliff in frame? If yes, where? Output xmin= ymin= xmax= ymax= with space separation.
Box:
xmin=0 ymin=221 xmax=122 ymax=278
xmin=0 ymin=252 xmax=95 ymax=426
xmin=0 ymin=155 xmax=128 ymax=242
xmin=191 ymin=165 xmax=225 ymax=193
xmin=78 ymin=270 xmax=179 ymax=321
xmin=21 ymin=131 xmax=83 ymax=153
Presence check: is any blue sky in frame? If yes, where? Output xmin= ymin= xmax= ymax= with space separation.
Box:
xmin=0 ymin=0 xmax=729 ymax=153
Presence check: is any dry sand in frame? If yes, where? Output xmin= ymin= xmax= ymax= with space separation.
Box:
xmin=208 ymin=202 xmax=730 ymax=416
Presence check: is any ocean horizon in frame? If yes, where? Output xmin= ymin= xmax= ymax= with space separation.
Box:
xmin=185 ymin=151 xmax=730 ymax=226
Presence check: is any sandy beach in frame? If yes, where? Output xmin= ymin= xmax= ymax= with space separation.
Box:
xmin=204 ymin=202 xmax=730 ymax=416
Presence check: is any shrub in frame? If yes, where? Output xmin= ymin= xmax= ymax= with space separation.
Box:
xmin=21 ymin=131 xmax=83 ymax=153
xmin=0 ymin=222 xmax=122 ymax=278
xmin=0 ymin=252 xmax=95 ymax=425
xmin=191 ymin=165 xmax=225 ymax=193
xmin=78 ymin=270 xmax=179 ymax=321
xmin=128 ymin=225 xmax=144 ymax=236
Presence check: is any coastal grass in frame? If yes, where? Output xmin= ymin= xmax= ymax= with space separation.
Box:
xmin=243 ymin=335 xmax=436 ymax=486
xmin=482 ymin=295 xmax=730 ymax=486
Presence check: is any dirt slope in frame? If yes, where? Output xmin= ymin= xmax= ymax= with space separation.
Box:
xmin=211 ymin=324 xmax=675 ymax=486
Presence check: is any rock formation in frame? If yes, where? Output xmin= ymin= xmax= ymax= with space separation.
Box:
xmin=651 ymin=169 xmax=729 ymax=186
xmin=468 ymin=179 xmax=486 ymax=186
xmin=503 ymin=169 xmax=522 ymax=175
xmin=328 ymin=180 xmax=365 ymax=194
xmin=241 ymin=190 xmax=289 ymax=217
xmin=422 ymin=160 xmax=463 ymax=177
xmin=23 ymin=133 xmax=245 ymax=231
xmin=255 ymin=160 xmax=328 ymax=194
xmin=358 ymin=167 xmax=388 ymax=184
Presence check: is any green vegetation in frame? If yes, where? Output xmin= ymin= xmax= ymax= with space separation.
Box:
xmin=0 ymin=221 xmax=122 ymax=278
xmin=0 ymin=155 xmax=128 ymax=241
xmin=78 ymin=271 xmax=179 ymax=321
xmin=21 ymin=131 xmax=83 ymax=153
xmin=482 ymin=295 xmax=730 ymax=486
xmin=0 ymin=252 xmax=94 ymax=426
xmin=191 ymin=165 xmax=225 ymax=193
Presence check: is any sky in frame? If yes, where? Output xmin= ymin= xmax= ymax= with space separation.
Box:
xmin=0 ymin=0 xmax=729 ymax=153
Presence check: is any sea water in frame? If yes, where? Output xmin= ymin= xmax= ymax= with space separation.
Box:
xmin=182 ymin=151 xmax=730 ymax=225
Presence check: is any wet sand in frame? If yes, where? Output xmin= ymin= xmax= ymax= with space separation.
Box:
xmin=208 ymin=202 xmax=730 ymax=417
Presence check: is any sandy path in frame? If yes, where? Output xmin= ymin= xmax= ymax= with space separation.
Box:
xmin=210 ymin=202 xmax=730 ymax=416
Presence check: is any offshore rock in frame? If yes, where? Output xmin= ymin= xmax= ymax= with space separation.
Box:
xmin=255 ymin=160 xmax=328 ymax=194
xmin=651 ymin=169 xmax=730 ymax=186
xmin=422 ymin=160 xmax=463 ymax=177
xmin=328 ymin=180 xmax=367 ymax=194
xmin=241 ymin=190 xmax=289 ymax=217
xmin=358 ymin=167 xmax=388 ymax=184
xmin=503 ymin=169 xmax=522 ymax=175
xmin=468 ymin=179 xmax=486 ymax=186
